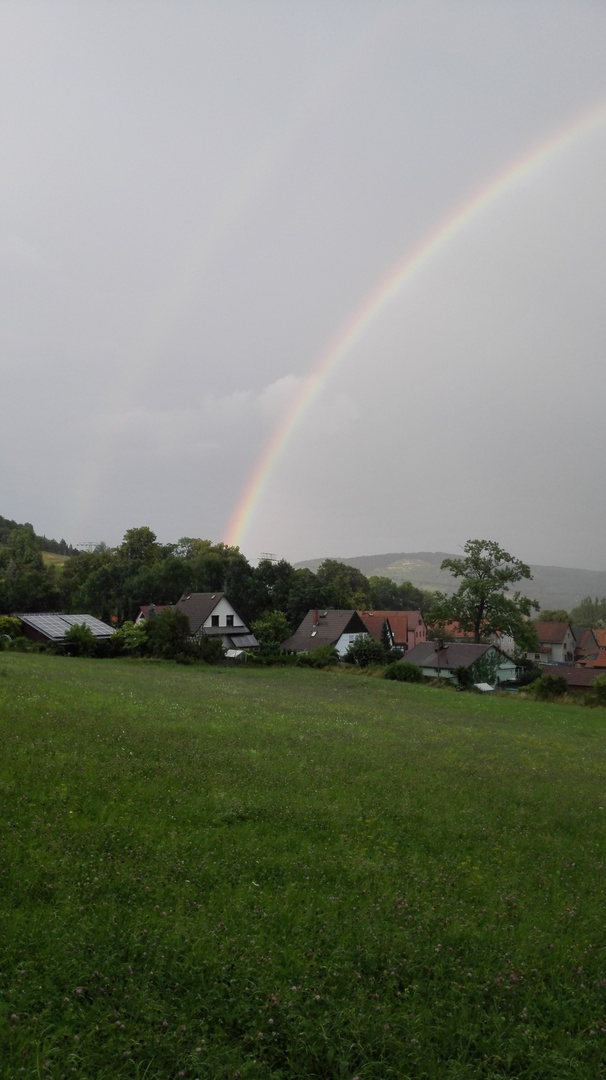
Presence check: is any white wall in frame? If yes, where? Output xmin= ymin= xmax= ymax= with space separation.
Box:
xmin=202 ymin=596 xmax=245 ymax=629
xmin=336 ymin=632 xmax=369 ymax=657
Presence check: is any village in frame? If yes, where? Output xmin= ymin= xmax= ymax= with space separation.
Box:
xmin=9 ymin=583 xmax=606 ymax=695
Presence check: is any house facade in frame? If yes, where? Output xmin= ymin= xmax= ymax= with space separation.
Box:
xmin=174 ymin=592 xmax=259 ymax=650
xmin=527 ymin=621 xmax=576 ymax=665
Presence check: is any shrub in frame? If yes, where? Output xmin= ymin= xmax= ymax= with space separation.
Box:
xmin=384 ymin=661 xmax=423 ymax=683
xmin=64 ymin=622 xmax=98 ymax=658
xmin=297 ymin=645 xmax=339 ymax=668
xmin=196 ymin=634 xmax=225 ymax=664
xmin=585 ymin=674 xmax=606 ymax=707
xmin=251 ymin=643 xmax=298 ymax=666
xmin=343 ymin=636 xmax=388 ymax=668
xmin=113 ymin=620 xmax=148 ymax=655
xmin=453 ymin=664 xmax=474 ymax=689
xmin=530 ymin=673 xmax=569 ymax=700
xmin=516 ymin=658 xmax=543 ymax=687
xmin=144 ymin=609 xmax=192 ymax=660
xmin=0 ymin=616 xmax=22 ymax=641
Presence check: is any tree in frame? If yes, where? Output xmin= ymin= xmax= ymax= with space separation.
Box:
xmin=144 ymin=608 xmax=192 ymax=660
xmin=315 ymin=560 xmax=371 ymax=609
xmin=251 ymin=610 xmax=291 ymax=645
xmin=119 ymin=526 xmax=161 ymax=566
xmin=427 ymin=539 xmax=539 ymax=645
xmin=569 ymin=596 xmax=606 ymax=627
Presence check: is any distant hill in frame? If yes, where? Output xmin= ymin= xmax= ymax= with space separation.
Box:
xmin=294 ymin=551 xmax=606 ymax=614
xmin=0 ymin=514 xmax=79 ymax=557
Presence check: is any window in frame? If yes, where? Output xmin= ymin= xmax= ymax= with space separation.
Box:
xmin=226 ymin=614 xmax=234 ymax=627
xmin=211 ymin=615 xmax=219 ymax=627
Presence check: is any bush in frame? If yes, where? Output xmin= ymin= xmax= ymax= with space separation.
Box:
xmin=250 ymin=643 xmax=298 ymax=666
xmin=113 ymin=620 xmax=148 ymax=655
xmin=196 ymin=634 xmax=225 ymax=664
xmin=297 ymin=644 xmax=339 ymax=668
xmin=0 ymin=616 xmax=22 ymax=641
xmin=144 ymin=609 xmax=192 ymax=660
xmin=453 ymin=664 xmax=474 ymax=690
xmin=384 ymin=661 xmax=423 ymax=683
xmin=516 ymin=658 xmax=543 ymax=687
xmin=343 ymin=636 xmax=388 ymax=668
xmin=585 ymin=674 xmax=606 ymax=707
xmin=64 ymin=622 xmax=98 ymax=658
xmin=530 ymin=673 xmax=569 ymax=700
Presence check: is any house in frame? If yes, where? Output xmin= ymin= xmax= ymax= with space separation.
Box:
xmin=579 ymin=649 xmax=606 ymax=670
xmin=174 ymin=592 xmax=259 ymax=650
xmin=436 ymin=621 xmax=516 ymax=657
xmin=527 ymin=622 xmax=576 ymax=665
xmin=281 ymin=609 xmax=370 ymax=656
xmin=536 ymin=664 xmax=602 ymax=691
xmin=403 ymin=611 xmax=427 ymax=651
xmin=357 ymin=610 xmax=426 ymax=653
xmin=402 ymin=641 xmax=518 ymax=685
xmin=134 ymin=604 xmax=168 ymax=625
xmin=15 ymin=612 xmax=115 ymax=644
xmin=572 ymin=626 xmax=599 ymax=664
xmin=591 ymin=627 xmax=606 ymax=651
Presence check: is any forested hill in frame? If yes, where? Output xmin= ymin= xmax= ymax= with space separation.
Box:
xmin=0 ymin=514 xmax=80 ymax=556
xmin=295 ymin=552 xmax=606 ymax=614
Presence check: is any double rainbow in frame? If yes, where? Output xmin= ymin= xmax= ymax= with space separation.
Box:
xmin=224 ymin=100 xmax=606 ymax=550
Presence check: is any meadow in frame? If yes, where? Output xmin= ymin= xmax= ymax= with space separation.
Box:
xmin=0 ymin=655 xmax=605 ymax=1079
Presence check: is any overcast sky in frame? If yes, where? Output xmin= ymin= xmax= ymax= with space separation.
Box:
xmin=2 ymin=1 xmax=606 ymax=569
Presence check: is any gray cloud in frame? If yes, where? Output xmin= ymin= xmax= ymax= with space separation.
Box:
xmin=2 ymin=1 xmax=606 ymax=568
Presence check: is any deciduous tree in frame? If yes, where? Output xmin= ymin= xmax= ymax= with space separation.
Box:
xmin=427 ymin=539 xmax=539 ymax=646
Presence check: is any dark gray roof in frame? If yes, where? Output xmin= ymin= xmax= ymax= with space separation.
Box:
xmin=403 ymin=641 xmax=509 ymax=670
xmin=281 ymin=609 xmax=368 ymax=652
xmin=174 ymin=592 xmax=252 ymax=637
xmin=539 ymin=664 xmax=600 ymax=689
xmin=174 ymin=592 xmax=225 ymax=634
xmin=16 ymin=613 xmax=115 ymax=641
xmin=227 ymin=633 xmax=258 ymax=649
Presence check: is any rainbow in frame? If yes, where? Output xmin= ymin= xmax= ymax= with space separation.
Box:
xmin=224 ymin=99 xmax=606 ymax=550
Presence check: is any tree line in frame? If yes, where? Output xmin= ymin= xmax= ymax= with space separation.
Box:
xmin=3 ymin=521 xmax=602 ymax=647
xmin=0 ymin=522 xmax=431 ymax=630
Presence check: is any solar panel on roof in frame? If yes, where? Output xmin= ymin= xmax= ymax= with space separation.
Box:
xmin=16 ymin=613 xmax=114 ymax=640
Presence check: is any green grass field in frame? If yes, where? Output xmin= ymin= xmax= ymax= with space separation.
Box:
xmin=1 ymin=655 xmax=605 ymax=1079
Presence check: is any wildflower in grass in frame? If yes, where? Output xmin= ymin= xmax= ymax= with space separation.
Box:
xmin=257 ymin=1032 xmax=264 ymax=1039
xmin=76 ymin=987 xmax=83 ymax=995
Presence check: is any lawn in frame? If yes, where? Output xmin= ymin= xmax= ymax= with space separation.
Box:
xmin=1 ymin=654 xmax=605 ymax=1079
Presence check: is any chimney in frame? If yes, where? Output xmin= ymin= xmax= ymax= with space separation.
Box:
xmin=312 ymin=609 xmax=318 ymax=626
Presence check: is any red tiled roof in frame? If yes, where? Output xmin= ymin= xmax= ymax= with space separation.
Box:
xmin=582 ymin=651 xmax=606 ymax=668
xmin=357 ymin=610 xmax=408 ymax=646
xmin=593 ymin=628 xmax=606 ymax=649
